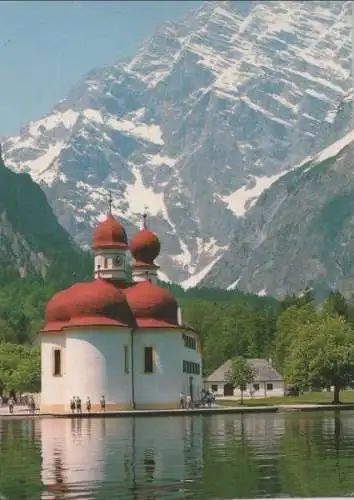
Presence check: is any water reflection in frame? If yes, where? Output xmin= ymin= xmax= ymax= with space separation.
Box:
xmin=40 ymin=416 xmax=204 ymax=499
xmin=2 ymin=412 xmax=354 ymax=498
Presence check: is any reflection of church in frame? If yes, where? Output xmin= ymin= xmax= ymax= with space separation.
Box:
xmin=40 ymin=416 xmax=204 ymax=499
xmin=40 ymin=203 xmax=202 ymax=412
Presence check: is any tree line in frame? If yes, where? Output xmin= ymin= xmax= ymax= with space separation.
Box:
xmin=1 ymin=272 xmax=354 ymax=401
xmin=225 ymin=288 xmax=354 ymax=403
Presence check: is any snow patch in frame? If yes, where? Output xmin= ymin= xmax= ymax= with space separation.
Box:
xmin=124 ymin=166 xmax=167 ymax=222
xmin=227 ymin=277 xmax=240 ymax=291
xmin=314 ymin=130 xmax=354 ymax=164
xmin=180 ymin=254 xmax=223 ymax=290
xmin=28 ymin=110 xmax=79 ymax=137
xmin=157 ymin=269 xmax=171 ymax=283
xmin=242 ymin=96 xmax=291 ymax=127
xmin=107 ymin=117 xmax=164 ymax=145
xmin=22 ymin=142 xmax=65 ymax=185
xmin=145 ymin=154 xmax=177 ymax=167
xmin=83 ymin=109 xmax=104 ymax=124
xmin=222 ymin=173 xmax=284 ymax=217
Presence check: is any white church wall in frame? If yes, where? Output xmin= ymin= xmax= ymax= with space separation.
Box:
xmin=64 ymin=327 xmax=132 ymax=411
xmin=133 ymin=329 xmax=202 ymax=408
xmin=41 ymin=334 xmax=67 ymax=412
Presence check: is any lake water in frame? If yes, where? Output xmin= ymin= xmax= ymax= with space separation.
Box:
xmin=1 ymin=411 xmax=354 ymax=499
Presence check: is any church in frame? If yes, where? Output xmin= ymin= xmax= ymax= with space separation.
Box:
xmin=39 ymin=202 xmax=202 ymax=412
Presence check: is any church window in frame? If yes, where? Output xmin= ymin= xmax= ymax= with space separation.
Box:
xmin=144 ymin=347 xmax=154 ymax=373
xmin=124 ymin=345 xmax=129 ymax=374
xmin=182 ymin=360 xmax=200 ymax=375
xmin=53 ymin=349 xmax=62 ymax=376
xmin=182 ymin=334 xmax=196 ymax=350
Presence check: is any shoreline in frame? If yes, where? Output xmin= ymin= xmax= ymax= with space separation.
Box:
xmin=2 ymin=403 xmax=354 ymax=418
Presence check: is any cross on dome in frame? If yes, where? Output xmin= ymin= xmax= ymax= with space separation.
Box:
xmin=108 ymin=190 xmax=113 ymax=215
xmin=142 ymin=206 xmax=148 ymax=230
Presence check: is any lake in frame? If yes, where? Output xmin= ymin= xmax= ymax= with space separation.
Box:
xmin=0 ymin=410 xmax=354 ymax=499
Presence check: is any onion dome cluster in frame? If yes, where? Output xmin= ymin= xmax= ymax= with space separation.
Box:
xmin=42 ymin=212 xmax=179 ymax=333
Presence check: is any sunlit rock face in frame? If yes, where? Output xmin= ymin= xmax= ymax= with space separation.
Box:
xmin=3 ymin=1 xmax=351 ymax=287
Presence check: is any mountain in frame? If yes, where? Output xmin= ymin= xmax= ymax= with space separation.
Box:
xmin=2 ymin=0 xmax=352 ymax=286
xmin=0 ymin=149 xmax=90 ymax=285
xmin=202 ymin=116 xmax=354 ymax=299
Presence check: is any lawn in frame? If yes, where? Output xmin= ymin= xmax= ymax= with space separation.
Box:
xmin=218 ymin=390 xmax=354 ymax=406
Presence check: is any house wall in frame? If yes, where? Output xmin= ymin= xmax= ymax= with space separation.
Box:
xmin=205 ymin=380 xmax=285 ymax=398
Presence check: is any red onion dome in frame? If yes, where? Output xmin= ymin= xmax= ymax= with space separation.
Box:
xmin=130 ymin=229 xmax=160 ymax=264
xmin=43 ymin=278 xmax=136 ymax=332
xmin=45 ymin=289 xmax=71 ymax=323
xmin=125 ymin=280 xmax=178 ymax=326
xmin=91 ymin=214 xmax=128 ymax=250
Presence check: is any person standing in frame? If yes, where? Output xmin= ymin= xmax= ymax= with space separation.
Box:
xmin=186 ymin=394 xmax=192 ymax=409
xmin=70 ymin=396 xmax=76 ymax=414
xmin=86 ymin=397 xmax=91 ymax=413
xmin=179 ymin=392 xmax=185 ymax=409
xmin=100 ymin=395 xmax=106 ymax=412
xmin=76 ymin=396 xmax=82 ymax=414
xmin=8 ymin=397 xmax=14 ymax=414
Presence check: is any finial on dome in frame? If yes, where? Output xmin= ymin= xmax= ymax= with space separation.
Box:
xmin=108 ymin=190 xmax=113 ymax=215
xmin=142 ymin=206 xmax=148 ymax=230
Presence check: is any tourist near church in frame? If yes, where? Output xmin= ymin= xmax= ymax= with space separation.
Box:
xmin=39 ymin=199 xmax=202 ymax=413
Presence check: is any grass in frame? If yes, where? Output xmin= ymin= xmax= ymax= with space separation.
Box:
xmin=218 ymin=390 xmax=354 ymax=407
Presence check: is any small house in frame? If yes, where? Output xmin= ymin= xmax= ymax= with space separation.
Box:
xmin=205 ymin=358 xmax=284 ymax=399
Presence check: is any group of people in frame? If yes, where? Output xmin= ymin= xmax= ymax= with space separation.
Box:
xmin=69 ymin=395 xmax=106 ymax=414
xmin=179 ymin=389 xmax=216 ymax=409
xmin=179 ymin=392 xmax=193 ymax=409
xmin=0 ymin=395 xmax=36 ymax=414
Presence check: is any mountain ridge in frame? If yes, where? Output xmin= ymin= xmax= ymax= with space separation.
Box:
xmin=0 ymin=150 xmax=90 ymax=285
xmin=202 ymin=125 xmax=354 ymax=298
xmin=2 ymin=0 xmax=352 ymax=287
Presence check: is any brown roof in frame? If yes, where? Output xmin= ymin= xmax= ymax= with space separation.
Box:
xmin=206 ymin=358 xmax=283 ymax=383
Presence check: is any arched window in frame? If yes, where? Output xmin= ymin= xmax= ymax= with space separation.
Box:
xmin=53 ymin=349 xmax=62 ymax=377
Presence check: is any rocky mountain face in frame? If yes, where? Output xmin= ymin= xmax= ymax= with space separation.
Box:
xmin=2 ymin=0 xmax=352 ymax=287
xmin=202 ymin=118 xmax=354 ymax=299
xmin=0 ymin=150 xmax=90 ymax=284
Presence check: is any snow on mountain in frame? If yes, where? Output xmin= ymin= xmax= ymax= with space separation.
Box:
xmin=2 ymin=0 xmax=353 ymax=285
xmin=203 ymin=128 xmax=354 ymax=298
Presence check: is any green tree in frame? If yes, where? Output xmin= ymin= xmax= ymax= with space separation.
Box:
xmin=225 ymin=356 xmax=255 ymax=404
xmin=272 ymin=303 xmax=316 ymax=374
xmin=322 ymin=290 xmax=349 ymax=320
xmin=284 ymin=314 xmax=354 ymax=403
xmin=0 ymin=343 xmax=40 ymax=394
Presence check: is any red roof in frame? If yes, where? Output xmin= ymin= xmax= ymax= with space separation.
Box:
xmin=130 ymin=228 xmax=160 ymax=265
xmin=125 ymin=280 xmax=178 ymax=326
xmin=91 ymin=214 xmax=128 ymax=250
xmin=42 ymin=278 xmax=136 ymax=333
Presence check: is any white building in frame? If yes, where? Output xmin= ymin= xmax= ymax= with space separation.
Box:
xmin=205 ymin=358 xmax=284 ymax=399
xmin=40 ymin=209 xmax=202 ymax=412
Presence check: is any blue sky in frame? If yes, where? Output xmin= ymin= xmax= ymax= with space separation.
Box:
xmin=0 ymin=0 xmax=202 ymax=136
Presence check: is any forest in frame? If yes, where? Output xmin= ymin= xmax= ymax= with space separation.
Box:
xmin=1 ymin=271 xmax=354 ymax=399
